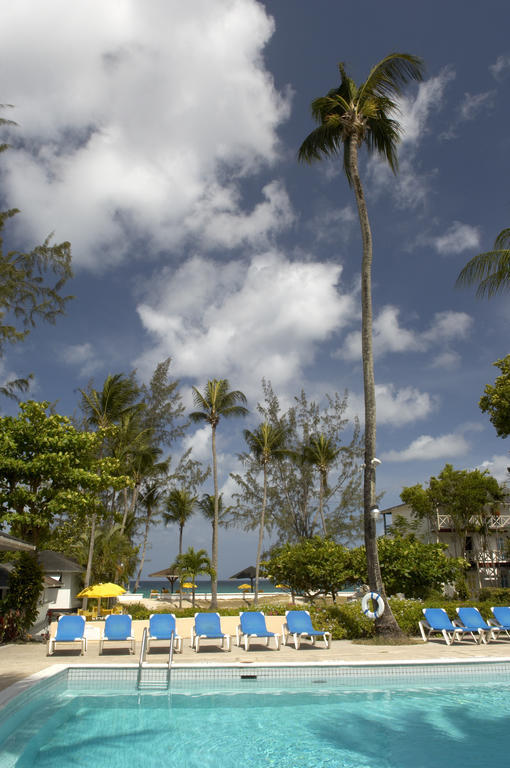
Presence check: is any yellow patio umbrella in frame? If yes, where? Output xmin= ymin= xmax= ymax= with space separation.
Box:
xmin=76 ymin=582 xmax=126 ymax=616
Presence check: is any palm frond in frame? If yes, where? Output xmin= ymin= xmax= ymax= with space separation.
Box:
xmin=359 ymin=53 xmax=424 ymax=104
xmin=456 ymin=248 xmax=510 ymax=298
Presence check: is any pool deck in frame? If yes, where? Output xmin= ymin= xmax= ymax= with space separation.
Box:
xmin=2 ymin=614 xmax=510 ymax=693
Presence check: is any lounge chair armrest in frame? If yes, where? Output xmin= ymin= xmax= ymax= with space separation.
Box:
xmin=488 ymin=619 xmax=500 ymax=627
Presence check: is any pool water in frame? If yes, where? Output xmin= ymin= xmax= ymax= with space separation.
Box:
xmin=2 ymin=673 xmax=510 ymax=768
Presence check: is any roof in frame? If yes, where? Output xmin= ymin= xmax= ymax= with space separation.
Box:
xmin=0 ymin=532 xmax=36 ymax=552
xmin=380 ymin=503 xmax=409 ymax=517
xmin=37 ymin=550 xmax=83 ymax=573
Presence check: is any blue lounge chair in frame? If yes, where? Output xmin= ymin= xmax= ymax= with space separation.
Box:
xmin=419 ymin=608 xmax=480 ymax=645
xmin=191 ymin=612 xmax=230 ymax=652
xmin=99 ymin=614 xmax=135 ymax=654
xmin=455 ymin=606 xmax=497 ymax=643
xmin=236 ymin=611 xmax=280 ymax=651
xmin=147 ymin=613 xmax=182 ymax=653
xmin=47 ymin=614 xmax=87 ymax=656
xmin=282 ymin=610 xmax=331 ymax=649
xmin=489 ymin=606 xmax=510 ymax=638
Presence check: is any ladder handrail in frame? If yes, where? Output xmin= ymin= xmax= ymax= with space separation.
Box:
xmin=137 ymin=626 xmax=148 ymax=688
xmin=167 ymin=630 xmax=174 ymax=688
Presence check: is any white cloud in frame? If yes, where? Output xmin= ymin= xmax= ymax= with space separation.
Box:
xmin=347 ymin=383 xmax=436 ymax=427
xmin=383 ymin=432 xmax=470 ymax=462
xmin=366 ymin=68 xmax=455 ymax=209
xmin=0 ymin=1 xmax=292 ymax=270
xmin=307 ymin=205 xmax=357 ymax=243
xmin=338 ymin=306 xmax=472 ymax=361
xmin=59 ymin=342 xmax=101 ymax=376
xmin=182 ymin=425 xmax=213 ymax=464
xmin=490 ymin=54 xmax=510 ymax=81
xmin=135 ymin=251 xmax=354 ymax=401
xmin=431 ymin=222 xmax=481 ymax=255
xmin=460 ymin=91 xmax=495 ymax=120
xmin=476 ymin=455 xmax=510 ymax=484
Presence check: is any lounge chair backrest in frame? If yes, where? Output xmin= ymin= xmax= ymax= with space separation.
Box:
xmin=195 ymin=612 xmax=222 ymax=635
xmin=457 ymin=606 xmax=490 ymax=629
xmin=286 ymin=610 xmax=313 ymax=633
xmin=55 ymin=614 xmax=85 ymax=641
xmin=240 ymin=611 xmax=267 ymax=634
xmin=422 ymin=608 xmax=454 ymax=630
xmin=104 ymin=614 xmax=132 ymax=640
xmin=492 ymin=606 xmax=510 ymax=625
xmin=149 ymin=613 xmax=176 ymax=638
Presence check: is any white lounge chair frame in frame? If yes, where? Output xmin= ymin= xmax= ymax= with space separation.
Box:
xmin=282 ymin=610 xmax=331 ymax=649
xmin=235 ymin=612 xmax=280 ymax=651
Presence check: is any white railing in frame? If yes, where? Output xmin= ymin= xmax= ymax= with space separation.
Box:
xmin=437 ymin=514 xmax=510 ymax=530
xmin=464 ymin=550 xmax=509 ymax=564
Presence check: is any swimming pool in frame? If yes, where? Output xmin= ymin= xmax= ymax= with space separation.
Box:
xmin=2 ymin=662 xmax=510 ymax=767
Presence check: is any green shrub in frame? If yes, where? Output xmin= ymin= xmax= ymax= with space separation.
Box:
xmin=0 ymin=553 xmax=44 ymax=642
xmin=478 ymin=587 xmax=510 ymax=605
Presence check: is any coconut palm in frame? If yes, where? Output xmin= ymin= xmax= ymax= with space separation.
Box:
xmin=303 ymin=433 xmax=340 ymax=536
xmin=298 ymin=53 xmax=423 ymax=636
xmin=174 ymin=546 xmax=214 ymax=609
xmin=163 ymin=488 xmax=198 ymax=557
xmin=456 ymin=227 xmax=510 ymax=298
xmin=197 ymin=492 xmax=233 ymax=553
xmin=190 ymin=379 xmax=248 ymax=608
xmin=79 ymin=373 xmax=142 ymax=604
xmin=243 ymin=422 xmax=289 ymax=604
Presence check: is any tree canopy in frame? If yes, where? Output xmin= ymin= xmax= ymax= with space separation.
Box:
xmin=479 ymin=355 xmax=510 ymax=438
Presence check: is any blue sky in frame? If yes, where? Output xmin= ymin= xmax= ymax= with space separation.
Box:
xmin=0 ymin=0 xmax=509 ymax=577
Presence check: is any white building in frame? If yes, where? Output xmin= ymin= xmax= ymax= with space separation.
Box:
xmin=381 ymin=502 xmax=510 ymax=590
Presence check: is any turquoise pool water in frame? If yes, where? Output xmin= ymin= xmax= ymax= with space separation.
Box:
xmin=2 ymin=665 xmax=510 ymax=767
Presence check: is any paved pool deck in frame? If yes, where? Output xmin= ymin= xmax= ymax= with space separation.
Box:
xmin=2 ymin=615 xmax=510 ymax=693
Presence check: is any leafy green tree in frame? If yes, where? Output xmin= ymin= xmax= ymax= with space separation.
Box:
xmin=242 ymin=422 xmax=289 ymax=604
xmin=350 ymin=534 xmax=467 ymax=599
xmin=457 ymin=227 xmax=510 ymax=298
xmin=479 ymin=355 xmax=510 ymax=438
xmin=0 ymin=401 xmax=129 ymax=546
xmin=174 ymin=546 xmax=214 ymax=609
xmin=262 ymin=537 xmax=354 ymax=602
xmin=190 ymin=379 xmax=248 ymax=608
xmin=79 ymin=373 xmax=142 ymax=596
xmin=0 ymin=552 xmax=44 ymax=641
xmin=232 ymin=382 xmax=363 ymax=546
xmin=0 ymin=109 xmax=72 ymax=399
xmin=298 ymin=53 xmax=424 ymax=636
xmin=401 ymin=464 xmax=502 ymax=557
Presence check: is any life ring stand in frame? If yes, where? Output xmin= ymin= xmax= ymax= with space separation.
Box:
xmin=361 ymin=591 xmax=385 ymax=620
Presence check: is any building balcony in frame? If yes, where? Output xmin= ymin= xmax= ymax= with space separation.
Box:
xmin=437 ymin=514 xmax=510 ymax=531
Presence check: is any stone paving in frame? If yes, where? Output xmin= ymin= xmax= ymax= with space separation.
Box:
xmin=1 ymin=614 xmax=510 ymax=694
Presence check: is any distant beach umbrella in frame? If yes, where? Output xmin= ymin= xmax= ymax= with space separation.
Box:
xmin=229 ymin=566 xmax=256 ymax=590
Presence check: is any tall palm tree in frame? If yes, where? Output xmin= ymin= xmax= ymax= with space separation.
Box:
xmin=174 ymin=546 xmax=214 ymax=609
xmin=197 ymin=492 xmax=232 ymax=555
xmin=79 ymin=373 xmax=142 ymax=604
xmin=190 ymin=379 xmax=248 ymax=608
xmin=163 ymin=488 xmax=197 ymax=557
xmin=243 ymin=422 xmax=288 ymax=605
xmin=456 ymin=227 xmax=510 ymax=297
xmin=303 ymin=433 xmax=340 ymax=536
xmin=299 ymin=53 xmax=424 ymax=636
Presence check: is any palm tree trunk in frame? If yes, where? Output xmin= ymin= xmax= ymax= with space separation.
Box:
xmin=349 ymin=134 xmax=401 ymax=637
xmin=210 ymin=423 xmax=219 ymax=610
xmin=133 ymin=510 xmax=152 ymax=593
xmin=254 ymin=464 xmax=268 ymax=606
xmin=318 ymin=472 xmax=327 ymax=536
xmin=82 ymin=512 xmax=97 ymax=610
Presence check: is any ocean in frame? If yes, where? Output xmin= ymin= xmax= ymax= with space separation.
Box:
xmin=129 ymin=578 xmax=281 ymax=598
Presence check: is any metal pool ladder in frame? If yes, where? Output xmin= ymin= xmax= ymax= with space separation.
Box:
xmin=137 ymin=627 xmax=174 ymax=690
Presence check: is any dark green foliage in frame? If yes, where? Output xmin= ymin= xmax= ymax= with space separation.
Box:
xmin=479 ymin=355 xmax=510 ymax=438
xmin=262 ymin=537 xmax=355 ymax=601
xmin=350 ymin=534 xmax=467 ymax=599
xmin=0 ymin=553 xmax=44 ymax=642
xmin=478 ymin=587 xmax=510 ymax=604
